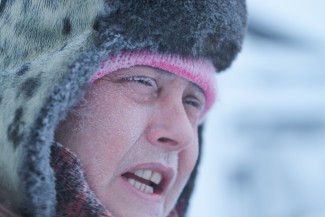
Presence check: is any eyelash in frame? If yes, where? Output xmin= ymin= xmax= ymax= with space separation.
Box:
xmin=184 ymin=97 xmax=203 ymax=110
xmin=123 ymin=76 xmax=157 ymax=88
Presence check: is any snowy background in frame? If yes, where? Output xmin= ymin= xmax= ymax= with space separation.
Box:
xmin=189 ymin=0 xmax=325 ymax=216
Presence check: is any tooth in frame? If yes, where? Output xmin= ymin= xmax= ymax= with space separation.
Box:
xmin=128 ymin=176 xmax=155 ymax=194
xmin=143 ymin=170 xmax=152 ymax=180
xmin=150 ymin=172 xmax=162 ymax=184
xmin=128 ymin=178 xmax=135 ymax=186
xmin=140 ymin=183 xmax=146 ymax=191
xmin=134 ymin=180 xmax=141 ymax=190
xmin=135 ymin=170 xmax=144 ymax=178
xmin=144 ymin=185 xmax=154 ymax=194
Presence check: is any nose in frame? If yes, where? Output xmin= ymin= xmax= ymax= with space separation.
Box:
xmin=146 ymin=100 xmax=195 ymax=152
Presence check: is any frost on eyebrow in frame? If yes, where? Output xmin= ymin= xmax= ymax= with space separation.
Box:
xmin=153 ymin=67 xmax=177 ymax=78
xmin=155 ymin=68 xmax=205 ymax=94
xmin=189 ymin=81 xmax=205 ymax=96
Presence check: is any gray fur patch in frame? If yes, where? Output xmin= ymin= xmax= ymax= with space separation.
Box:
xmin=59 ymin=42 xmax=68 ymax=51
xmin=18 ymin=76 xmax=40 ymax=99
xmin=92 ymin=18 xmax=101 ymax=32
xmin=16 ymin=63 xmax=30 ymax=76
xmin=0 ymin=95 xmax=2 ymax=105
xmin=44 ymin=0 xmax=60 ymax=10
xmin=62 ymin=17 xmax=72 ymax=35
xmin=22 ymin=0 xmax=31 ymax=13
xmin=7 ymin=107 xmax=25 ymax=149
xmin=0 ymin=0 xmax=8 ymax=15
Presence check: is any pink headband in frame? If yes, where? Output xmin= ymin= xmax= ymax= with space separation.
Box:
xmin=91 ymin=52 xmax=216 ymax=119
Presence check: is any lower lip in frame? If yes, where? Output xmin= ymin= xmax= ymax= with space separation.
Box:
xmin=119 ymin=176 xmax=164 ymax=203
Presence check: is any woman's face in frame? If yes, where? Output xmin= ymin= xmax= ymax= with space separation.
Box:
xmin=55 ymin=66 xmax=206 ymax=217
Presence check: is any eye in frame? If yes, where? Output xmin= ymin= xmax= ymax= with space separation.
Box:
xmin=183 ymin=96 xmax=204 ymax=111
xmin=183 ymin=96 xmax=205 ymax=123
xmin=122 ymin=76 xmax=157 ymax=89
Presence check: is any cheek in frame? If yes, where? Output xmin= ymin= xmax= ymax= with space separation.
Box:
xmin=64 ymin=93 xmax=151 ymax=186
xmin=164 ymin=141 xmax=199 ymax=214
xmin=179 ymin=143 xmax=199 ymax=186
xmin=85 ymin=90 xmax=149 ymax=138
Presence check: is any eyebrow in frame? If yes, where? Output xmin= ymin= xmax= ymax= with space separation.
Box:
xmin=153 ymin=68 xmax=175 ymax=76
xmin=189 ymin=81 xmax=205 ymax=96
xmin=155 ymin=68 xmax=205 ymax=96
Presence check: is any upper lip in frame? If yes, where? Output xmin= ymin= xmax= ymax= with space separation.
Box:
xmin=121 ymin=162 xmax=175 ymax=195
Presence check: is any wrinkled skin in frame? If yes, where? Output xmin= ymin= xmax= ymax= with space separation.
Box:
xmin=55 ymin=66 xmax=205 ymax=217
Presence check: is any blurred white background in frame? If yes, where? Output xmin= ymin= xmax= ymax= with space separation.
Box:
xmin=189 ymin=0 xmax=325 ymax=216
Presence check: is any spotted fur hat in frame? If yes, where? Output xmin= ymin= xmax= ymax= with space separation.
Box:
xmin=0 ymin=1 xmax=247 ymax=216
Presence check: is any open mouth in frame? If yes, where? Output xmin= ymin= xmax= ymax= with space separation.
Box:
xmin=122 ymin=170 xmax=164 ymax=194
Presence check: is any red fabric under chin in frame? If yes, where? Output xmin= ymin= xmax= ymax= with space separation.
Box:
xmin=50 ymin=143 xmax=181 ymax=217
xmin=50 ymin=143 xmax=111 ymax=217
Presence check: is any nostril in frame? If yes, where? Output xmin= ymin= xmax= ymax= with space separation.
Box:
xmin=158 ymin=137 xmax=177 ymax=145
xmin=158 ymin=137 xmax=168 ymax=142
